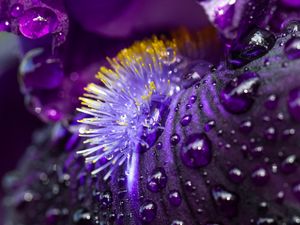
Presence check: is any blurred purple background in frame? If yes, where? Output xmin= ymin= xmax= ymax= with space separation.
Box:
xmin=0 ymin=33 xmax=43 ymax=215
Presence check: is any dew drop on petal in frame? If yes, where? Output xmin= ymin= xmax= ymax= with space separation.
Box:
xmin=228 ymin=28 xmax=276 ymax=68
xmin=228 ymin=167 xmax=244 ymax=184
xmin=284 ymin=37 xmax=300 ymax=60
xmin=10 ymin=3 xmax=24 ymax=17
xmin=180 ymin=133 xmax=212 ymax=168
xmin=204 ymin=120 xmax=216 ymax=132
xmin=180 ymin=115 xmax=192 ymax=127
xmin=220 ymin=72 xmax=260 ymax=114
xmin=0 ymin=19 xmax=11 ymax=32
xmin=19 ymin=7 xmax=59 ymax=39
xmin=239 ymin=120 xmax=253 ymax=134
xmin=280 ymin=155 xmax=297 ymax=174
xmin=147 ymin=167 xmax=168 ymax=193
xmin=264 ymin=127 xmax=277 ymax=141
xmin=168 ymin=190 xmax=182 ymax=207
xmin=171 ymin=220 xmax=184 ymax=225
xmin=171 ymin=134 xmax=181 ymax=145
xmin=265 ymin=94 xmax=279 ymax=110
xmin=256 ymin=217 xmax=277 ymax=225
xmin=211 ymin=185 xmax=239 ymax=218
xmin=292 ymin=182 xmax=300 ymax=202
xmin=251 ymin=167 xmax=270 ymax=186
xmin=139 ymin=200 xmax=157 ymax=223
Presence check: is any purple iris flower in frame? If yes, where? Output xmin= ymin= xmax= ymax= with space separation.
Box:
xmin=1 ymin=0 xmax=300 ymax=225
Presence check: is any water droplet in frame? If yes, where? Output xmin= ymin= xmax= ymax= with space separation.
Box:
xmin=251 ymin=167 xmax=270 ymax=186
xmin=292 ymin=182 xmax=300 ymax=202
xmin=147 ymin=167 xmax=168 ymax=192
xmin=284 ymin=37 xmax=300 ymax=60
xmin=250 ymin=146 xmax=264 ymax=158
xmin=170 ymin=134 xmax=180 ymax=145
xmin=186 ymin=104 xmax=192 ymax=110
xmin=284 ymin=20 xmax=300 ymax=33
xmin=180 ymin=133 xmax=212 ymax=168
xmin=290 ymin=216 xmax=300 ymax=225
xmin=171 ymin=220 xmax=184 ymax=225
xmin=118 ymin=176 xmax=126 ymax=187
xmin=180 ymin=115 xmax=192 ymax=126
xmin=46 ymin=208 xmax=63 ymax=224
xmin=139 ymin=200 xmax=157 ymax=223
xmin=240 ymin=120 xmax=253 ymax=133
xmin=211 ymin=185 xmax=239 ymax=217
xmin=264 ymin=127 xmax=277 ymax=141
xmin=228 ymin=167 xmax=244 ymax=184
xmin=283 ymin=128 xmax=296 ymax=139
xmin=19 ymin=48 xmax=66 ymax=122
xmin=258 ymin=201 xmax=268 ymax=214
xmin=204 ymin=120 xmax=216 ymax=132
xmin=0 ymin=19 xmax=10 ymax=32
xmin=72 ymin=208 xmax=92 ymax=225
xmin=184 ymin=180 xmax=195 ymax=191
xmin=288 ymin=87 xmax=300 ymax=122
xmin=20 ymin=49 xmax=63 ymax=90
xmin=168 ymin=190 xmax=182 ymax=207
xmin=190 ymin=95 xmax=197 ymax=104
xmin=281 ymin=155 xmax=297 ymax=174
xmin=265 ymin=94 xmax=279 ymax=110
xmin=228 ymin=28 xmax=276 ymax=68
xmin=19 ymin=7 xmax=59 ymax=39
xmin=276 ymin=191 xmax=285 ymax=204
xmin=161 ymin=47 xmax=176 ymax=65
xmin=256 ymin=217 xmax=278 ymax=225
xmin=10 ymin=3 xmax=24 ymax=17
xmin=156 ymin=142 xmax=163 ymax=150
xmin=220 ymin=72 xmax=260 ymax=114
